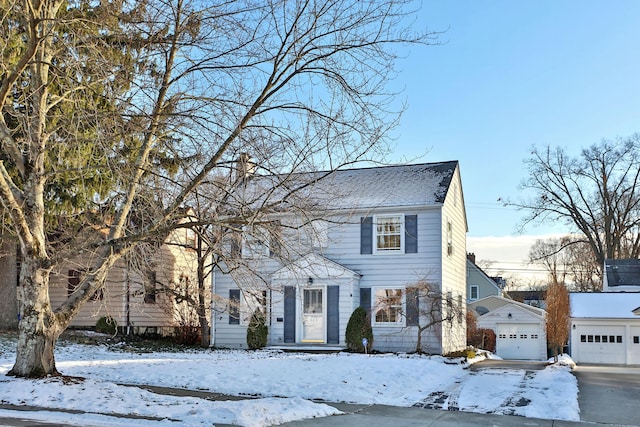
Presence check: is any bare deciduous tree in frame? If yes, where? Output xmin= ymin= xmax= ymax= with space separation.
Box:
xmin=406 ymin=279 xmax=465 ymax=354
xmin=512 ymin=135 xmax=640 ymax=267
xmin=529 ymin=236 xmax=601 ymax=292
xmin=0 ymin=0 xmax=434 ymax=377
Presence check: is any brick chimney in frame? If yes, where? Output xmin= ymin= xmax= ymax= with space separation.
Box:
xmin=235 ymin=152 xmax=256 ymax=181
xmin=467 ymin=252 xmax=476 ymax=264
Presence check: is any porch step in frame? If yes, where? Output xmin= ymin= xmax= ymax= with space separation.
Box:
xmin=267 ymin=345 xmax=346 ymax=354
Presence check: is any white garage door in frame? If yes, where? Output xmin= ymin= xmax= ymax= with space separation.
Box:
xmin=574 ymin=325 xmax=626 ymax=364
xmin=496 ymin=324 xmax=544 ymax=360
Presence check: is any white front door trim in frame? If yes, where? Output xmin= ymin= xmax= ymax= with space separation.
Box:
xmin=300 ymin=285 xmax=326 ymax=343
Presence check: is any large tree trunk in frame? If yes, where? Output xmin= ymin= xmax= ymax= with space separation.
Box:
xmin=8 ymin=260 xmax=62 ymax=377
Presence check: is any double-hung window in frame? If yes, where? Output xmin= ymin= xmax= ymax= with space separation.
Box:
xmin=241 ymin=289 xmax=268 ymax=325
xmin=374 ymin=215 xmax=404 ymax=253
xmin=242 ymin=225 xmax=270 ymax=258
xmin=470 ymin=285 xmax=479 ymax=301
xmin=373 ymin=287 xmax=405 ymax=326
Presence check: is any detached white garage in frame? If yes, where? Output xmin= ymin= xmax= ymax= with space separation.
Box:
xmin=570 ymin=293 xmax=640 ymax=365
xmin=470 ymin=296 xmax=547 ymax=360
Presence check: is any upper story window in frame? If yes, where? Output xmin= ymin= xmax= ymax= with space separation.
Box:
xmin=470 ymin=285 xmax=479 ymax=301
xmin=309 ymin=220 xmax=328 ymax=249
xmin=242 ymin=225 xmax=271 ymax=258
xmin=375 ymin=215 xmax=404 ymax=253
xmin=360 ymin=214 xmax=417 ymax=255
xmin=446 ymin=220 xmax=453 ymax=256
xmin=185 ymin=228 xmax=197 ymax=249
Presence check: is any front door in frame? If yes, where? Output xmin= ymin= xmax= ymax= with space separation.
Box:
xmin=302 ymin=288 xmax=325 ymax=342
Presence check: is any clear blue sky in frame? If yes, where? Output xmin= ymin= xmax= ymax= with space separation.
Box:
xmin=388 ymin=1 xmax=640 ymax=237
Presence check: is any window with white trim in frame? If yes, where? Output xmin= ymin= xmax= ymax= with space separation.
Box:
xmin=242 ymin=225 xmax=270 ymax=258
xmin=373 ymin=287 xmax=405 ymax=325
xmin=240 ymin=289 xmax=267 ymax=325
xmin=470 ymin=285 xmax=479 ymax=301
xmin=309 ymin=220 xmax=328 ymax=249
xmin=374 ymin=215 xmax=404 ymax=253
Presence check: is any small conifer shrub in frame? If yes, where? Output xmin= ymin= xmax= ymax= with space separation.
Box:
xmin=345 ymin=306 xmax=373 ymax=352
xmin=246 ymin=308 xmax=268 ymax=350
xmin=95 ymin=316 xmax=117 ymax=335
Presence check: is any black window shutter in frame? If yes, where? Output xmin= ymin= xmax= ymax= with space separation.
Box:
xmin=360 ymin=217 xmax=373 ymax=254
xmin=406 ymin=288 xmax=419 ymax=326
xmin=405 ymin=214 xmax=418 ymax=253
xmin=230 ymin=231 xmax=241 ymax=258
xmin=269 ymin=220 xmax=281 ymax=257
xmin=284 ymin=286 xmax=296 ymax=343
xmin=359 ymin=288 xmax=371 ymax=319
xmin=229 ymin=289 xmax=240 ymax=325
xmin=327 ymin=286 xmax=339 ymax=344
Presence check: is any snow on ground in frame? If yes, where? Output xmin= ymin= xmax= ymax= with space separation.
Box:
xmin=0 ymin=336 xmax=579 ymax=426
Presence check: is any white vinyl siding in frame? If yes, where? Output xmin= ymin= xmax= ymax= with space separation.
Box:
xmin=439 ymin=168 xmax=467 ymax=354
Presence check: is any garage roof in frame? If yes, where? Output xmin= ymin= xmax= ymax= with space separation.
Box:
xmin=570 ymin=292 xmax=640 ymax=318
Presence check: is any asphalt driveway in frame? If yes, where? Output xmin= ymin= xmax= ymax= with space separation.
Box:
xmin=573 ymin=365 xmax=640 ymax=426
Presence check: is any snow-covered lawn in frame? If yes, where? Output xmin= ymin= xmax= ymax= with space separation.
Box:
xmin=0 ymin=335 xmax=579 ymax=427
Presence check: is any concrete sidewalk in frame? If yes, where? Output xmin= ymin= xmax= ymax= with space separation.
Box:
xmin=0 ymin=398 xmax=622 ymax=427
xmin=281 ymin=403 xmax=618 ymax=427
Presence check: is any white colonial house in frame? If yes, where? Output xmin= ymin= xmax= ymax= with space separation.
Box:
xmin=211 ymin=161 xmax=468 ymax=354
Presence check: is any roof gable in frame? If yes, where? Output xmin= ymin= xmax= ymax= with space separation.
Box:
xmin=488 ymin=303 xmax=545 ymax=321
xmin=272 ymin=253 xmax=361 ymax=280
xmin=469 ymin=295 xmax=545 ymax=317
xmin=467 ymin=259 xmax=502 ymax=292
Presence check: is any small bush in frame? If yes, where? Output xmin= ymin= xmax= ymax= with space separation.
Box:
xmin=246 ymin=308 xmax=268 ymax=350
xmin=174 ymin=325 xmax=201 ymax=345
xmin=345 ymin=306 xmax=373 ymax=352
xmin=95 ymin=316 xmax=117 ymax=335
xmin=443 ymin=347 xmax=477 ymax=361
xmin=468 ymin=327 xmax=496 ymax=352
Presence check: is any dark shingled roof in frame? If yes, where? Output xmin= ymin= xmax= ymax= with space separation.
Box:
xmin=604 ymin=259 xmax=640 ymax=287
xmin=243 ymin=161 xmax=460 ymax=211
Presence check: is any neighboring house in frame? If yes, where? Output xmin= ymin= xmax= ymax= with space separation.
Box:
xmin=570 ymin=292 xmax=640 ymax=365
xmin=213 ymin=161 xmax=468 ymax=354
xmin=506 ymin=290 xmax=546 ymax=309
xmin=46 ymin=219 xmax=208 ymax=337
xmin=469 ymin=295 xmax=546 ymax=360
xmin=603 ymin=259 xmax=640 ymax=292
xmin=466 ymin=253 xmax=502 ymax=303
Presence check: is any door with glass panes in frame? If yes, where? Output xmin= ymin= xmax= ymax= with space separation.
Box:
xmin=302 ymin=288 xmax=325 ymax=342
